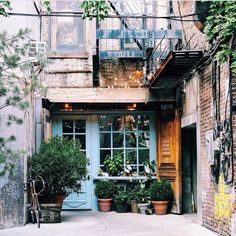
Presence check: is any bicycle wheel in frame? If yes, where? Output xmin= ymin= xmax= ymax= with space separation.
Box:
xmin=35 ymin=209 xmax=40 ymax=228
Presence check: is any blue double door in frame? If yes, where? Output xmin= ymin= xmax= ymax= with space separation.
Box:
xmin=52 ymin=115 xmax=97 ymax=210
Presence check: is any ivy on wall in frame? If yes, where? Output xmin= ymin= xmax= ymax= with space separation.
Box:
xmin=204 ymin=1 xmax=236 ymax=73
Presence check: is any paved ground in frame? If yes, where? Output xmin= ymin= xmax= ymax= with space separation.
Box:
xmin=0 ymin=211 xmax=217 ymax=236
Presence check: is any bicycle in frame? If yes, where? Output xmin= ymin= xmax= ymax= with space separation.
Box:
xmin=26 ymin=176 xmax=45 ymax=228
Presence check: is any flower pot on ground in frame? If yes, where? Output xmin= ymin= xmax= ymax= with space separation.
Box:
xmin=149 ymin=178 xmax=174 ymax=215
xmin=138 ymin=203 xmax=149 ymax=214
xmin=28 ymin=137 xmax=89 ymax=222
xmin=94 ymin=180 xmax=117 ymax=212
xmin=130 ymin=201 xmax=139 ymax=213
xmin=114 ymin=187 xmax=129 ymax=213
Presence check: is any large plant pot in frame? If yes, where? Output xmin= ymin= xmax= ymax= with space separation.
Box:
xmin=152 ymin=201 xmax=169 ymax=215
xmin=131 ymin=201 xmax=139 ymax=213
xmin=115 ymin=202 xmax=128 ymax=213
xmin=54 ymin=194 xmax=66 ymax=204
xmin=138 ymin=203 xmax=149 ymax=214
xmin=98 ymin=199 xmax=112 ymax=212
xmin=41 ymin=203 xmax=62 ymax=223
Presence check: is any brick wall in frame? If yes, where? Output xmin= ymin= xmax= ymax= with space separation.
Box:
xmin=175 ymin=2 xmax=235 ymax=235
xmin=99 ymin=59 xmax=144 ymax=88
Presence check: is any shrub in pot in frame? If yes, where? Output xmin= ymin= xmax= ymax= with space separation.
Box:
xmin=136 ymin=184 xmax=150 ymax=214
xmin=114 ymin=186 xmax=129 ymax=213
xmin=94 ymin=180 xmax=117 ymax=212
xmin=28 ymin=136 xmax=89 ymax=222
xmin=149 ymin=178 xmax=173 ymax=215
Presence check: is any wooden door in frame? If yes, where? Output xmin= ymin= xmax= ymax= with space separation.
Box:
xmin=157 ymin=110 xmax=181 ymax=214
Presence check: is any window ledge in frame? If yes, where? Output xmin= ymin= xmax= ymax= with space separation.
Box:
xmin=48 ymin=52 xmax=89 ymax=59
xmin=93 ymin=176 xmax=157 ymax=181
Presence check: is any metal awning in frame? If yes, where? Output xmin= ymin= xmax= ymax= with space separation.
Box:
xmin=149 ymin=50 xmax=204 ymax=89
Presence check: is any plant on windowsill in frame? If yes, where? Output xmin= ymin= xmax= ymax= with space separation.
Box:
xmin=114 ymin=186 xmax=129 ymax=213
xmin=103 ymin=151 xmax=123 ymax=176
xmin=28 ymin=136 xmax=89 ymax=222
xmin=94 ymin=180 xmax=117 ymax=212
xmin=143 ymin=160 xmax=156 ymax=177
xmin=149 ymin=178 xmax=174 ymax=215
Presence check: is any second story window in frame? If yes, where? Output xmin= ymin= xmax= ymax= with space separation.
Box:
xmin=49 ymin=0 xmax=85 ymax=53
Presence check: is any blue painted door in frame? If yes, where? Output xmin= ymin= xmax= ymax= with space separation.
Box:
xmin=52 ymin=116 xmax=92 ymax=210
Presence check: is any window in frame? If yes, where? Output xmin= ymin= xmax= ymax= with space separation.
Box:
xmin=49 ymin=0 xmax=85 ymax=52
xmin=62 ymin=120 xmax=86 ymax=153
xmin=99 ymin=114 xmax=150 ymax=174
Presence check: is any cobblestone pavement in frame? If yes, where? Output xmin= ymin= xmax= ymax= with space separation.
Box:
xmin=0 ymin=211 xmax=217 ymax=236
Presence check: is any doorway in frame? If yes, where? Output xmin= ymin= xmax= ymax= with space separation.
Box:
xmin=181 ymin=124 xmax=197 ymax=214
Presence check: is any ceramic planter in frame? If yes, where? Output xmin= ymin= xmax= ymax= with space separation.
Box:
xmin=152 ymin=200 xmax=169 ymax=215
xmin=115 ymin=202 xmax=128 ymax=213
xmin=98 ymin=199 xmax=112 ymax=212
xmin=138 ymin=203 xmax=149 ymax=214
xmin=130 ymin=201 xmax=139 ymax=213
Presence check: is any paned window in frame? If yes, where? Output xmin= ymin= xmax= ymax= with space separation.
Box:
xmin=49 ymin=0 xmax=85 ymax=52
xmin=99 ymin=114 xmax=150 ymax=174
xmin=62 ymin=120 xmax=86 ymax=153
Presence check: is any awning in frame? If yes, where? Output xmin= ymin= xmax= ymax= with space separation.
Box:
xmin=45 ymin=87 xmax=148 ymax=103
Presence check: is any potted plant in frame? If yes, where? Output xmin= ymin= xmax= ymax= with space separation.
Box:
xmin=28 ymin=136 xmax=89 ymax=222
xmin=136 ymin=183 xmax=150 ymax=214
xmin=129 ymin=186 xmax=140 ymax=213
xmin=149 ymin=178 xmax=173 ymax=215
xmin=103 ymin=151 xmax=123 ymax=176
xmin=114 ymin=186 xmax=129 ymax=213
xmin=94 ymin=180 xmax=117 ymax=212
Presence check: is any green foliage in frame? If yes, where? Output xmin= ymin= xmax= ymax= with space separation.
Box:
xmin=42 ymin=0 xmax=52 ymax=13
xmin=114 ymin=186 xmax=129 ymax=203
xmin=204 ymin=1 xmax=236 ymax=73
xmin=28 ymin=136 xmax=89 ymax=203
xmin=129 ymin=184 xmax=150 ymax=203
xmin=0 ymin=28 xmax=49 ymax=176
xmin=94 ymin=180 xmax=117 ymax=199
xmin=81 ymin=0 xmax=110 ymax=21
xmin=0 ymin=0 xmax=12 ymax=17
xmin=149 ymin=178 xmax=173 ymax=201
xmin=103 ymin=151 xmax=123 ymax=176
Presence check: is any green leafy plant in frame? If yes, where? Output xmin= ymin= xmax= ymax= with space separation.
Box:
xmin=94 ymin=180 xmax=117 ymax=199
xmin=103 ymin=151 xmax=123 ymax=176
xmin=149 ymin=178 xmax=173 ymax=201
xmin=204 ymin=1 xmax=236 ymax=74
xmin=81 ymin=0 xmax=110 ymax=21
xmin=143 ymin=160 xmax=156 ymax=177
xmin=28 ymin=136 xmax=89 ymax=203
xmin=114 ymin=186 xmax=129 ymax=203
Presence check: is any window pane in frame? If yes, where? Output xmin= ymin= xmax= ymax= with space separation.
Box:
xmin=63 ymin=134 xmax=73 ymax=140
xmin=126 ymin=149 xmax=137 ymax=165
xmin=75 ymin=135 xmax=86 ymax=149
xmin=125 ymin=115 xmax=137 ymax=131
xmin=100 ymin=150 xmax=111 ymax=165
xmin=112 ymin=116 xmax=124 ymax=131
xmin=100 ymin=133 xmax=111 ymax=148
xmin=139 ymin=149 xmax=149 ymax=164
xmin=126 ymin=133 xmax=137 ymax=147
xmin=75 ymin=120 xmax=86 ymax=133
xmin=113 ymin=133 xmax=124 ymax=148
xmin=138 ymin=132 xmax=150 ymax=148
xmin=63 ymin=120 xmax=73 ymax=133
xmin=99 ymin=115 xmax=112 ymax=131
xmin=138 ymin=115 xmax=149 ymax=131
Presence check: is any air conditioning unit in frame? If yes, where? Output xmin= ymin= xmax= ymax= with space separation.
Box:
xmin=28 ymin=41 xmax=47 ymax=58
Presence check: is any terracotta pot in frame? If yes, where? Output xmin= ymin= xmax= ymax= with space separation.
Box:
xmin=152 ymin=200 xmax=169 ymax=215
xmin=98 ymin=199 xmax=112 ymax=212
xmin=54 ymin=194 xmax=66 ymax=204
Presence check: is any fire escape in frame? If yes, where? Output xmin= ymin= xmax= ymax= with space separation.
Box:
xmin=96 ymin=0 xmax=203 ymax=105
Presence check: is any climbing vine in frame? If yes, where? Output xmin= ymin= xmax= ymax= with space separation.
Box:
xmin=204 ymin=1 xmax=236 ymax=73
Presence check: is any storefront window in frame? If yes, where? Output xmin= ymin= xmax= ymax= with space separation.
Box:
xmin=99 ymin=114 xmax=150 ymax=175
